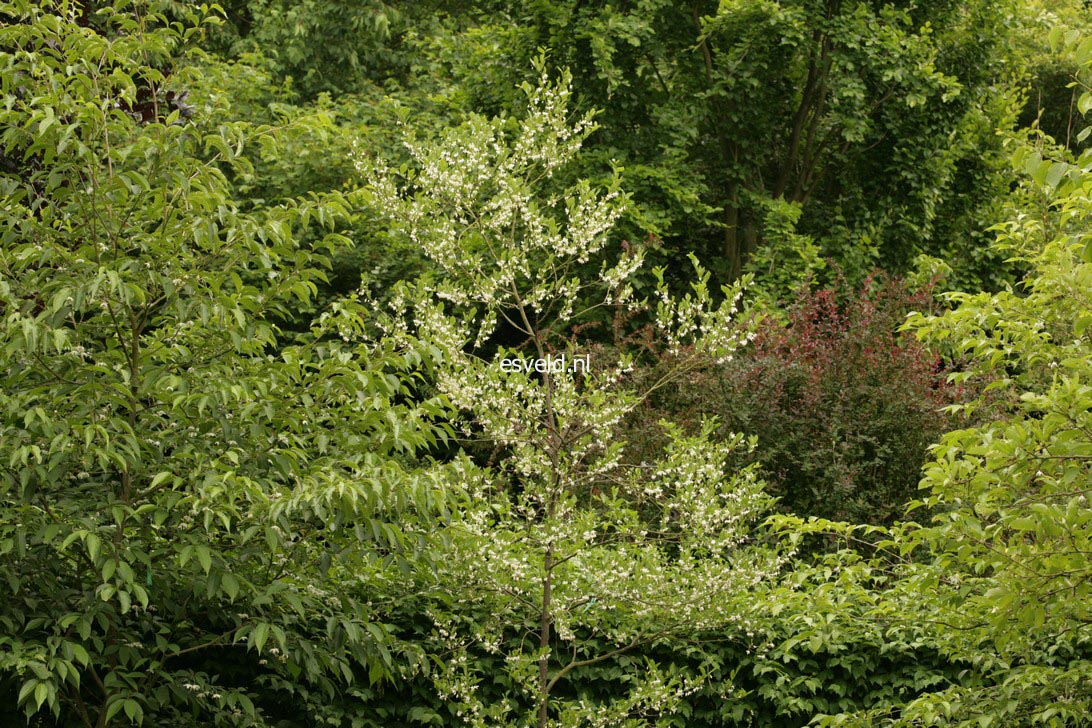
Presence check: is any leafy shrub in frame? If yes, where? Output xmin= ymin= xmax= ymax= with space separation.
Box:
xmin=636 ymin=274 xmax=960 ymax=525
xmin=346 ymin=552 xmax=971 ymax=727
xmin=0 ymin=4 xmax=450 ymax=725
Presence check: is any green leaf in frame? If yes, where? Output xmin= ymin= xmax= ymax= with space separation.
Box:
xmin=252 ymin=622 xmax=270 ymax=652
xmin=1045 ymin=162 xmax=1067 ymax=189
xmin=104 ymin=698 xmax=126 ymax=723
xmin=222 ymin=572 xmax=239 ymax=601
xmin=196 ymin=546 xmax=212 ymax=575
xmin=123 ymin=698 xmax=143 ymax=724
xmin=17 ymin=680 xmax=37 ymax=705
xmin=85 ymin=533 xmax=101 ymax=563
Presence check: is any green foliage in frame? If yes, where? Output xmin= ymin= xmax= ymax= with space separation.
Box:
xmin=423 ymin=0 xmax=1025 ymax=285
xmin=186 ymin=53 xmax=435 ymax=322
xmin=5 ymin=1 xmax=1092 ymax=725
xmin=743 ymin=197 xmax=826 ymax=305
xmin=814 ymin=243 xmax=1092 ymax=726
xmin=1015 ymin=0 xmax=1092 ymax=153
xmin=329 ymin=541 xmax=976 ymax=726
xmin=808 ymin=36 xmax=1092 ymax=723
xmin=211 ymin=0 xmax=405 ymax=98
xmin=0 ymin=2 xmax=450 ymax=724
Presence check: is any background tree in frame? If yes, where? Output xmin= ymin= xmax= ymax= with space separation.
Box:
xmin=409 ymin=0 xmax=1025 ymax=289
xmin=207 ymin=0 xmax=405 ymax=99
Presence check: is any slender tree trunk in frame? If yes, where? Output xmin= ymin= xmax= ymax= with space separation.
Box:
xmin=692 ymin=1 xmax=752 ymax=279
xmin=723 ymin=201 xmax=741 ymax=281
xmin=537 ymin=540 xmax=554 ymax=728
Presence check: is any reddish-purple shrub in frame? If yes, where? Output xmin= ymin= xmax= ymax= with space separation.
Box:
xmin=635 ymin=273 xmax=962 ymax=525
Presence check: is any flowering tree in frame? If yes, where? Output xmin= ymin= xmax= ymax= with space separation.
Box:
xmin=365 ymin=69 xmax=790 ymax=726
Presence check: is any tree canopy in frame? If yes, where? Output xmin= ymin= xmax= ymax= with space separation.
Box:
xmin=3 ymin=0 xmax=1092 ymax=725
